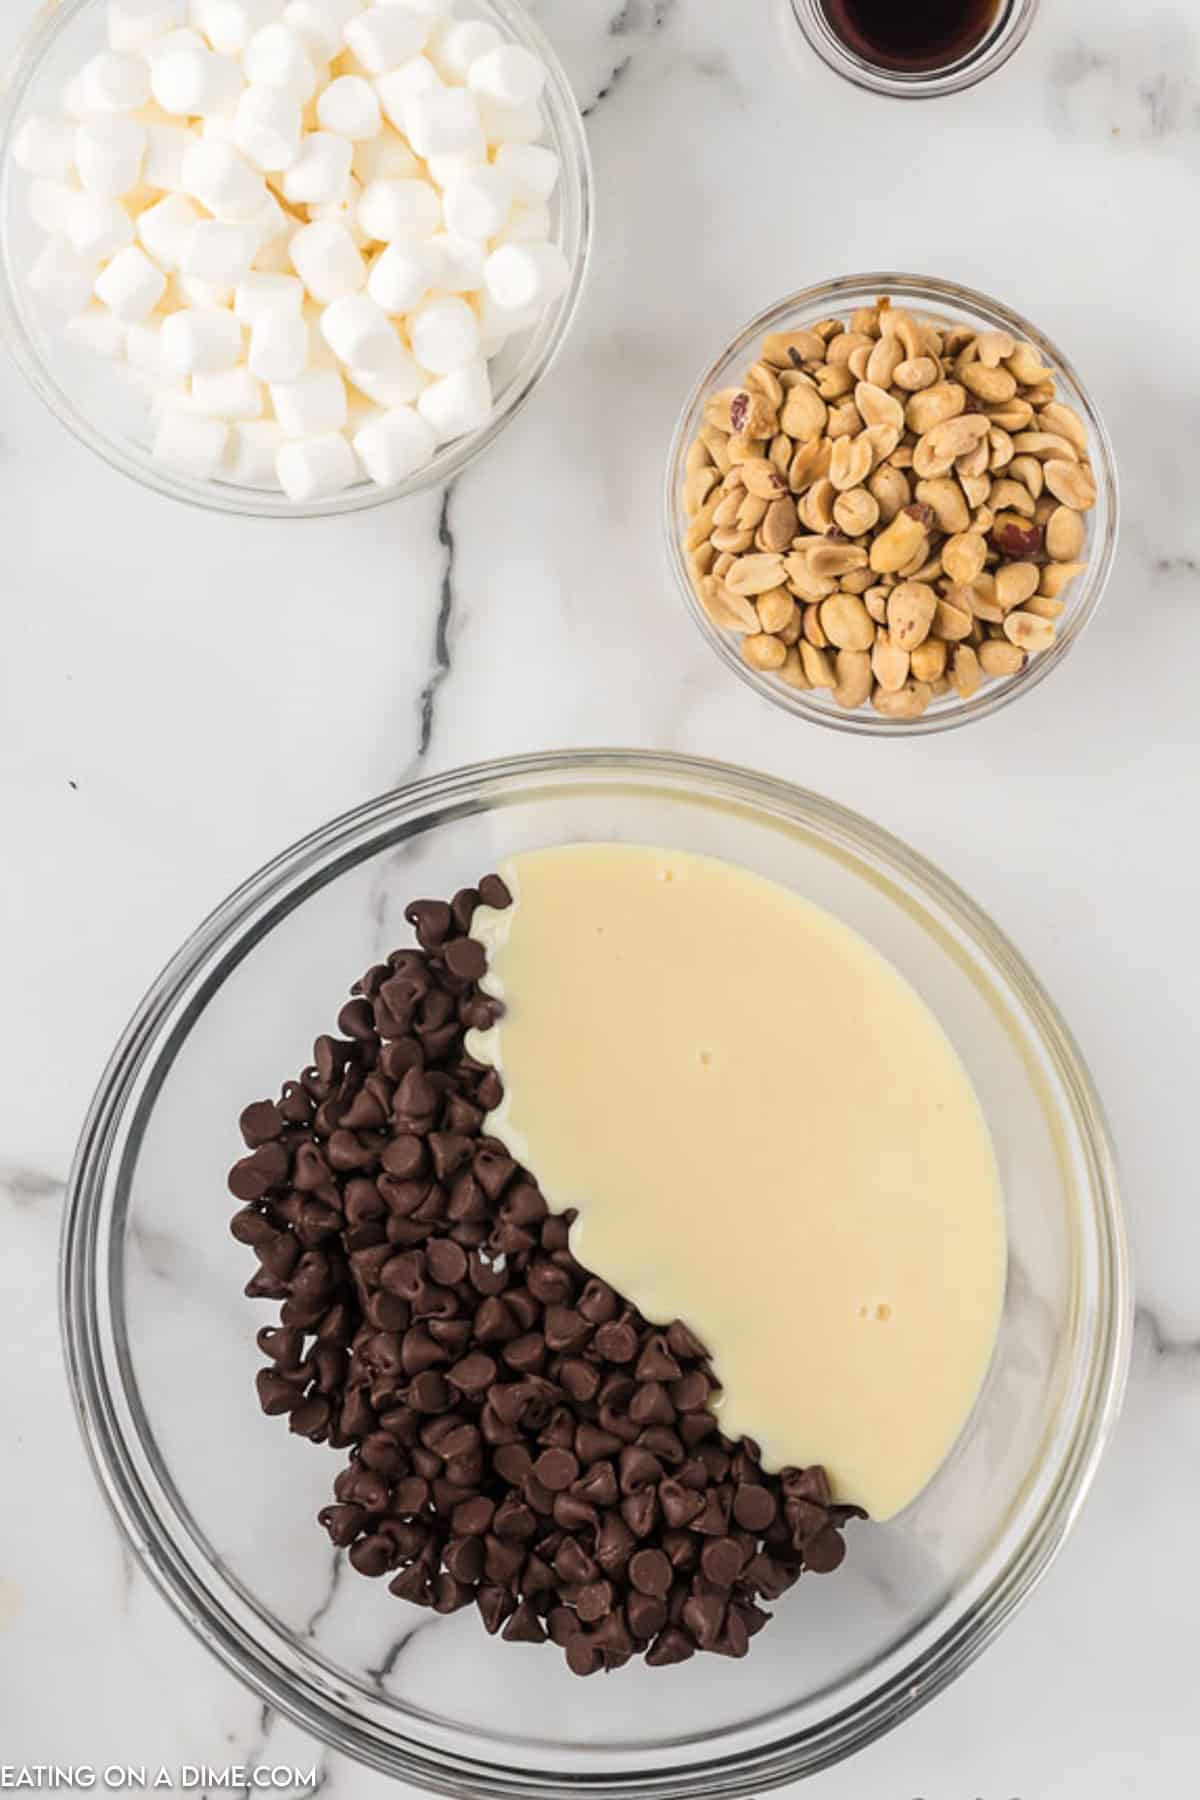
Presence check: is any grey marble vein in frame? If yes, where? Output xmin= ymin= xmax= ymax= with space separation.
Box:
xmin=301 ymin=1548 xmax=345 ymax=1640
xmin=584 ymin=0 xmax=678 ymax=114
xmin=366 ymin=1617 xmax=432 ymax=1692
xmin=366 ymin=483 xmax=459 ymax=942
xmin=0 ymin=1163 xmax=65 ymax=1206
xmin=1136 ymin=1304 xmax=1200 ymax=1371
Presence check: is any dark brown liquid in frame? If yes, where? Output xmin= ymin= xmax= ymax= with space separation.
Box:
xmin=821 ymin=0 xmax=1002 ymax=72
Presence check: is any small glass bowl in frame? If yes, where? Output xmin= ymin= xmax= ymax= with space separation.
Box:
xmin=0 ymin=0 xmax=593 ymax=517
xmin=665 ymin=273 xmax=1119 ymax=737
xmin=61 ymin=751 xmax=1131 ymax=1795
xmin=788 ymin=0 xmax=1040 ymax=99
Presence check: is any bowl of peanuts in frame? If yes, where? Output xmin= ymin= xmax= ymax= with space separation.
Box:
xmin=667 ymin=274 xmax=1119 ymax=733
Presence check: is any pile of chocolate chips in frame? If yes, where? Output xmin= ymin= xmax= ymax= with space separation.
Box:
xmin=228 ymin=876 xmax=863 ymax=1675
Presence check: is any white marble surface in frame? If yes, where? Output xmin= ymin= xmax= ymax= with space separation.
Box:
xmin=3 ymin=0 xmax=1199 ymax=1790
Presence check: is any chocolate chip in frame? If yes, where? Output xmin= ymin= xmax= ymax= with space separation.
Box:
xmin=533 ymin=1448 xmax=579 ymax=1492
xmin=700 ymin=1536 xmax=744 ymax=1588
xmin=477 ymin=874 xmax=512 ymax=910
xmin=594 ymin=1320 xmax=638 ymax=1363
xmin=627 ymin=1592 xmax=668 ymax=1640
xmin=628 ymin=1548 xmax=672 ymax=1598
xmin=443 ymin=937 xmax=487 ymax=983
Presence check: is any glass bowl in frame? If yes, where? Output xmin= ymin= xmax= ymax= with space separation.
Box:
xmin=665 ymin=274 xmax=1119 ymax=736
xmin=61 ymin=750 xmax=1130 ymax=1795
xmin=787 ymin=0 xmax=1040 ymax=99
xmin=0 ymin=0 xmax=592 ymax=517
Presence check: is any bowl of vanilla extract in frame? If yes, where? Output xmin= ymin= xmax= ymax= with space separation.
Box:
xmin=790 ymin=0 xmax=1039 ymax=97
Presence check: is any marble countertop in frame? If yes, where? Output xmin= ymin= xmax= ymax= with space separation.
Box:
xmin=4 ymin=0 xmax=1197 ymax=1791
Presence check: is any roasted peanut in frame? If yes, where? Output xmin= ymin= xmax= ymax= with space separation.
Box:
xmin=742 ymin=632 xmax=789 ymax=671
xmin=1003 ymin=610 xmax=1056 ymax=653
xmin=873 ymin=679 xmax=932 ymax=719
xmin=820 ymin=592 xmax=876 ymax=652
xmin=887 ymin=580 xmax=938 ymax=650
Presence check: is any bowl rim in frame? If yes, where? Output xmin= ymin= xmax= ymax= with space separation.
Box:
xmin=60 ymin=749 xmax=1132 ymax=1795
xmin=664 ymin=271 xmax=1121 ymax=737
xmin=0 ymin=0 xmax=594 ymax=519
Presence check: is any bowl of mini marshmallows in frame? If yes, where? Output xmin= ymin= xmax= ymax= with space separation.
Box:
xmin=0 ymin=0 xmax=592 ymax=514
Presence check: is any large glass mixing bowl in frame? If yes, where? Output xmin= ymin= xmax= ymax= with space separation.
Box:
xmin=61 ymin=751 xmax=1130 ymax=1794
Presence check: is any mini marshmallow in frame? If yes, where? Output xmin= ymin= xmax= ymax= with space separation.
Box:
xmin=68 ymin=194 xmax=137 ymax=259
xmin=395 ymin=0 xmax=452 ymax=20
xmin=94 ymin=242 xmax=167 ymax=318
xmin=289 ymin=218 xmax=365 ymax=300
xmin=30 ymin=239 xmax=97 ymax=314
xmin=344 ymin=387 xmax=383 ymax=434
xmin=284 ymin=0 xmax=362 ymax=58
xmin=143 ymin=122 xmax=194 ymax=189
xmin=493 ymin=200 xmax=551 ymax=246
xmin=357 ymin=176 xmax=440 ymax=244
xmin=374 ymin=54 xmax=440 ymax=132
xmin=144 ymin=27 xmax=206 ymax=63
xmin=417 ymin=357 xmax=490 ymax=443
xmin=352 ymin=126 xmax=419 ymax=183
xmin=250 ymin=186 xmax=292 ymax=243
xmin=429 ymin=230 xmax=484 ymax=293
xmin=151 ymin=47 xmax=243 ymax=117
xmin=29 ymin=179 xmax=82 ymax=237
xmin=191 ymin=364 xmax=264 ymax=417
xmin=477 ymin=95 xmax=541 ymax=146
xmin=409 ymin=291 xmax=479 ymax=374
xmin=194 ymin=0 xmax=283 ymax=56
xmin=276 ymin=430 xmax=356 ymax=500
xmin=431 ymin=18 xmax=500 ymax=84
xmin=126 ymin=317 xmax=165 ymax=376
xmin=138 ymin=191 xmax=202 ymax=267
xmin=425 ymin=147 xmax=487 ymax=191
xmin=308 ymin=177 xmax=366 ymax=246
xmin=270 ymin=365 xmax=347 ymax=436
xmin=107 ymin=0 xmax=187 ymax=54
xmin=248 ymin=302 xmax=309 ymax=378
xmin=224 ymin=417 xmax=286 ymax=485
xmin=493 ymin=141 xmax=559 ymax=204
xmin=75 ymin=117 xmax=146 ymax=197
xmin=467 ymin=44 xmax=546 ymax=108
xmin=235 ymin=269 xmax=304 ymax=320
xmin=441 ymin=165 xmax=510 ymax=240
xmin=316 ymin=74 xmax=380 ymax=138
xmin=13 ymin=114 xmax=78 ymax=180
xmin=160 ymin=304 xmax=243 ymax=372
xmin=233 ymin=82 xmax=303 ymax=169
xmin=176 ymin=271 xmax=235 ymax=306
xmin=346 ymin=337 xmax=422 ymax=404
xmin=201 ymin=113 xmax=241 ymax=144
xmin=153 ymin=407 xmax=229 ymax=477
xmin=251 ymin=229 xmax=296 ymax=271
xmin=65 ymin=302 xmax=129 ymax=358
xmin=282 ymin=130 xmax=353 ymax=203
xmin=478 ymin=289 xmax=539 ymax=342
xmin=484 ymin=241 xmax=567 ymax=311
xmin=405 ymin=86 xmax=484 ymax=161
xmin=345 ymin=5 xmax=428 ymax=76
xmin=243 ymin=23 xmax=318 ymax=99
xmin=353 ymin=403 xmax=436 ymax=484
xmin=319 ymin=291 xmax=396 ymax=368
xmin=303 ymin=298 xmax=341 ymax=366
xmin=181 ymin=139 xmax=265 ymax=217
xmin=366 ymin=238 xmax=440 ymax=313
xmin=181 ymin=216 xmax=261 ymax=284
xmin=80 ymin=50 xmax=152 ymax=114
